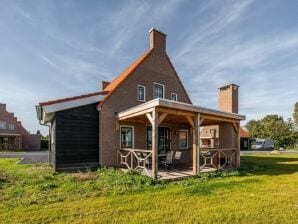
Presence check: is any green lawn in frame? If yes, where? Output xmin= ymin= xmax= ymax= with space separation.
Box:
xmin=0 ymin=154 xmax=297 ymax=224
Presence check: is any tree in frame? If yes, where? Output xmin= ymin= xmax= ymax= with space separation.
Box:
xmin=293 ymin=102 xmax=298 ymax=125
xmin=246 ymin=115 xmax=296 ymax=149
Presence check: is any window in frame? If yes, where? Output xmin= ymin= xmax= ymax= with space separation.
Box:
xmin=8 ymin=124 xmax=15 ymax=130
xmin=179 ymin=130 xmax=188 ymax=149
xmin=120 ymin=126 xmax=134 ymax=148
xmin=207 ymin=139 xmax=211 ymax=147
xmin=153 ymin=83 xmax=164 ymax=99
xmin=137 ymin=85 xmax=146 ymax=102
xmin=244 ymin=140 xmax=248 ymax=148
xmin=171 ymin=93 xmax=178 ymax=101
xmin=0 ymin=121 xmax=6 ymax=130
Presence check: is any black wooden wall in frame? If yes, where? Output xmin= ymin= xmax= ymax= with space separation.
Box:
xmin=240 ymin=137 xmax=249 ymax=150
xmin=54 ymin=103 xmax=99 ymax=169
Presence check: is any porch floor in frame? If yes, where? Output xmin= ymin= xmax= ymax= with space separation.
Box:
xmin=156 ymin=167 xmax=217 ymax=181
xmin=121 ymin=166 xmax=217 ymax=181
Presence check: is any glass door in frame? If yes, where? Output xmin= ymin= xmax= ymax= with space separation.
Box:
xmin=146 ymin=126 xmax=171 ymax=154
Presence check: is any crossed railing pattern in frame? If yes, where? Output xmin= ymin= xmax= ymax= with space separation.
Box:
xmin=118 ymin=148 xmax=237 ymax=176
xmin=0 ymin=144 xmax=18 ymax=150
xmin=117 ymin=148 xmax=153 ymax=177
xmin=200 ymin=149 xmax=237 ymax=169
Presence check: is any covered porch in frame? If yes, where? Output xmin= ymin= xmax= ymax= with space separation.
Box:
xmin=0 ymin=133 xmax=22 ymax=150
xmin=116 ymin=98 xmax=245 ymax=180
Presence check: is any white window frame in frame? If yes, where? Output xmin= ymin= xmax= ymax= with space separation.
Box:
xmin=137 ymin=85 xmax=146 ymax=102
xmin=153 ymin=82 xmax=165 ymax=99
xmin=120 ymin=125 xmax=135 ymax=149
xmin=8 ymin=123 xmax=16 ymax=130
xmin=171 ymin=93 xmax=178 ymax=101
xmin=179 ymin=129 xmax=188 ymax=149
xmin=0 ymin=121 xmax=6 ymax=130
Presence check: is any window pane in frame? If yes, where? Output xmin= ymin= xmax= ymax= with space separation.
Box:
xmin=0 ymin=122 xmax=6 ymax=129
xmin=138 ymin=86 xmax=145 ymax=101
xmin=179 ymin=130 xmax=188 ymax=149
xmin=153 ymin=84 xmax=164 ymax=99
xmin=171 ymin=93 xmax=177 ymax=101
xmin=121 ymin=127 xmax=133 ymax=148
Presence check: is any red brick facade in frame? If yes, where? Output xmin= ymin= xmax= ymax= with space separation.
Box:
xmin=98 ymin=29 xmax=192 ymax=166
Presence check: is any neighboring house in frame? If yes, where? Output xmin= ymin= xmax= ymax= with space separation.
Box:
xmin=200 ymin=125 xmax=250 ymax=150
xmin=239 ymin=127 xmax=250 ymax=150
xmin=0 ymin=103 xmax=41 ymax=151
xmin=36 ymin=28 xmax=245 ymax=179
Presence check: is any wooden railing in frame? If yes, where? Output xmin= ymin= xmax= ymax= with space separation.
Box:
xmin=0 ymin=144 xmax=18 ymax=150
xmin=118 ymin=148 xmax=237 ymax=177
xmin=117 ymin=148 xmax=152 ymax=177
xmin=200 ymin=149 xmax=237 ymax=169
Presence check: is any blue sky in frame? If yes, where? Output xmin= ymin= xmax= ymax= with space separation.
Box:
xmin=0 ymin=0 xmax=298 ymax=135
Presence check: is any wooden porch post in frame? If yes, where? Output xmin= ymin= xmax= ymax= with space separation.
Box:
xmin=152 ymin=108 xmax=159 ymax=180
xmin=232 ymin=122 xmax=240 ymax=168
xmin=236 ymin=122 xmax=240 ymax=168
xmin=197 ymin=114 xmax=201 ymax=173
xmin=18 ymin=136 xmax=22 ymax=150
xmin=192 ymin=113 xmax=200 ymax=175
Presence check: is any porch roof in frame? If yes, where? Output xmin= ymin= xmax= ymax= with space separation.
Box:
xmin=0 ymin=133 xmax=21 ymax=137
xmin=117 ymin=98 xmax=245 ymax=125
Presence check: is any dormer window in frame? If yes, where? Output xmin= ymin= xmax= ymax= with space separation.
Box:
xmin=137 ymin=85 xmax=146 ymax=102
xmin=171 ymin=93 xmax=178 ymax=101
xmin=8 ymin=124 xmax=16 ymax=130
xmin=153 ymin=83 xmax=164 ymax=99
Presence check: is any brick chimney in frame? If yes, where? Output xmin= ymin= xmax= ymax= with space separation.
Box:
xmin=149 ymin=28 xmax=166 ymax=52
xmin=218 ymin=83 xmax=239 ymax=114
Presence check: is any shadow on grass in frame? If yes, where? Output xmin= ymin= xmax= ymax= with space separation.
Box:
xmin=240 ymin=155 xmax=298 ymax=176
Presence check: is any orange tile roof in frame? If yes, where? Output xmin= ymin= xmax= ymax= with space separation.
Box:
xmin=240 ymin=127 xmax=249 ymax=138
xmin=97 ymin=49 xmax=153 ymax=108
xmin=39 ymin=91 xmax=108 ymax=106
xmin=103 ymin=50 xmax=153 ymax=92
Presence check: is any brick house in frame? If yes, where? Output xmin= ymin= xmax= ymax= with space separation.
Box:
xmin=36 ymin=28 xmax=245 ymax=179
xmin=0 ymin=103 xmax=41 ymax=151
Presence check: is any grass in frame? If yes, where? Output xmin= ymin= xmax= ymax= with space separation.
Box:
xmin=0 ymin=154 xmax=297 ymax=223
xmin=0 ymin=150 xmax=25 ymax=153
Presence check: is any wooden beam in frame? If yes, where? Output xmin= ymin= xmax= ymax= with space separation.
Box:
xmin=118 ymin=108 xmax=154 ymax=121
xmin=199 ymin=118 xmax=205 ymax=126
xmin=158 ymin=112 xmax=168 ymax=125
xmin=152 ymin=109 xmax=158 ymax=180
xmin=157 ymin=107 xmax=195 ymax=118
xmin=200 ymin=114 xmax=239 ymax=124
xmin=146 ymin=112 xmax=154 ymax=125
xmin=186 ymin=116 xmax=194 ymax=128
xmin=232 ymin=122 xmax=239 ymax=133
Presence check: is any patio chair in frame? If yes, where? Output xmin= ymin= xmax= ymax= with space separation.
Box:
xmin=173 ymin=151 xmax=182 ymax=168
xmin=160 ymin=151 xmax=174 ymax=170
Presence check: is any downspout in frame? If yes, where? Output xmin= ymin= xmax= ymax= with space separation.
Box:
xmin=36 ymin=105 xmax=51 ymax=165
